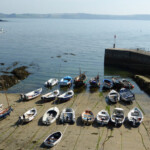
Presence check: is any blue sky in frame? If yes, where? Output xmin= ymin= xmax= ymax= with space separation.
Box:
xmin=0 ymin=0 xmax=150 ymax=15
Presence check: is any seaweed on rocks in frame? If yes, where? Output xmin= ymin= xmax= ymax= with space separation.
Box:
xmin=0 ymin=66 xmax=30 ymax=90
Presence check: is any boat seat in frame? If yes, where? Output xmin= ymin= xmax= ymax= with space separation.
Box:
xmin=131 ymin=112 xmax=139 ymax=116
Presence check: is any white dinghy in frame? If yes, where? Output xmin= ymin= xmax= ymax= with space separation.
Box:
xmin=19 ymin=108 xmax=37 ymax=123
xmin=44 ymin=131 xmax=62 ymax=147
xmin=128 ymin=107 xmax=143 ymax=127
xmin=96 ymin=110 xmax=110 ymax=125
xmin=21 ymin=88 xmax=42 ymax=100
xmin=41 ymin=90 xmax=60 ymax=101
xmin=108 ymin=90 xmax=120 ymax=103
xmin=111 ymin=108 xmax=125 ymax=126
xmin=42 ymin=107 xmax=59 ymax=125
xmin=58 ymin=90 xmax=74 ymax=102
xmin=44 ymin=78 xmax=58 ymax=87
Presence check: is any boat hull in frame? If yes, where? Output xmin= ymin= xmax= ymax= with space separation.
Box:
xmin=0 ymin=107 xmax=12 ymax=119
xmin=41 ymin=96 xmax=56 ymax=101
xmin=129 ymin=121 xmax=141 ymax=127
xmin=44 ymin=132 xmax=62 ymax=147
xmin=21 ymin=88 xmax=42 ymax=101
xmin=58 ymin=96 xmax=72 ymax=102
xmin=42 ymin=107 xmax=59 ymax=125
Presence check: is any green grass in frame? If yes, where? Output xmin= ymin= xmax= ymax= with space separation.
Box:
xmin=105 ymin=105 xmax=110 ymax=115
xmin=99 ymin=92 xmax=103 ymax=97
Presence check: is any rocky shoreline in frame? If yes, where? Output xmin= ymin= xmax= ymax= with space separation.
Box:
xmin=0 ymin=65 xmax=30 ymax=90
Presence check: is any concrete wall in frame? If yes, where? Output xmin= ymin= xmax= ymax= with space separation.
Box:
xmin=104 ymin=48 xmax=150 ymax=75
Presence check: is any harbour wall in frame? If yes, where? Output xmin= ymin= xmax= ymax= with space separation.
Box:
xmin=104 ymin=48 xmax=150 ymax=75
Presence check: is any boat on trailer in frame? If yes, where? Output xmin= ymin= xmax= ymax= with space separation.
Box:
xmin=128 ymin=107 xmax=143 ymax=127
xmin=96 ymin=110 xmax=110 ymax=125
xmin=41 ymin=90 xmax=59 ymax=101
xmin=20 ymin=88 xmax=42 ymax=100
xmin=44 ymin=131 xmax=62 ymax=147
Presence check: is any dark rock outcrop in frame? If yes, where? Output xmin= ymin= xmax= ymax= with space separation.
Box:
xmin=11 ymin=66 xmax=30 ymax=80
xmin=0 ymin=66 xmax=30 ymax=90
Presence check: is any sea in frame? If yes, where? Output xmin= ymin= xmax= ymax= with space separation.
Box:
xmin=0 ymin=18 xmax=150 ymax=94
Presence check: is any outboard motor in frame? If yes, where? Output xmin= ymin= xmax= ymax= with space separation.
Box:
xmin=20 ymin=94 xmax=25 ymax=100
xmin=47 ymin=82 xmax=51 ymax=87
xmin=133 ymin=118 xmax=136 ymax=126
xmin=114 ymin=96 xmax=117 ymax=102
xmin=115 ymin=118 xmax=118 ymax=126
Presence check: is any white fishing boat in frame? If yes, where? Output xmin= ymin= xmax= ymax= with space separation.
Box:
xmin=81 ymin=110 xmax=95 ymax=125
xmin=44 ymin=78 xmax=58 ymax=87
xmin=42 ymin=107 xmax=59 ymax=125
xmin=20 ymin=88 xmax=42 ymax=100
xmin=96 ymin=110 xmax=110 ymax=125
xmin=41 ymin=90 xmax=59 ymax=101
xmin=108 ymin=90 xmax=120 ymax=103
xmin=44 ymin=131 xmax=62 ymax=147
xmin=128 ymin=107 xmax=143 ymax=127
xmin=58 ymin=90 xmax=74 ymax=102
xmin=111 ymin=108 xmax=125 ymax=126
xmin=59 ymin=108 xmax=75 ymax=124
xmin=19 ymin=108 xmax=37 ymax=123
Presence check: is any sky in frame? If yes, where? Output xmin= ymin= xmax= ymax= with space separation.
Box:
xmin=0 ymin=0 xmax=150 ymax=15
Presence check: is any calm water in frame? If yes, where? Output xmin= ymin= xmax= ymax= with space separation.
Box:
xmin=0 ymin=18 xmax=150 ymax=94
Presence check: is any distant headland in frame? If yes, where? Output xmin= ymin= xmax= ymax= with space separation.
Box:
xmin=1 ymin=13 xmax=150 ymax=20
xmin=0 ymin=19 xmax=7 ymax=22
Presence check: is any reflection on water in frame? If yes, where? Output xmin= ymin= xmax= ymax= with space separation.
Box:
xmin=104 ymin=66 xmax=133 ymax=78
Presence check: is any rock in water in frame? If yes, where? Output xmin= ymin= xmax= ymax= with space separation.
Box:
xmin=11 ymin=66 xmax=30 ymax=80
xmin=0 ymin=66 xmax=30 ymax=90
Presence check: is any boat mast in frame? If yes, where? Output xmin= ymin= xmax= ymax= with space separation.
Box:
xmin=4 ymin=91 xmax=9 ymax=107
xmin=79 ymin=67 xmax=81 ymax=75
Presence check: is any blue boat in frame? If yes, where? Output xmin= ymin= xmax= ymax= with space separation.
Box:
xmin=59 ymin=76 xmax=73 ymax=87
xmin=103 ymin=79 xmax=113 ymax=89
xmin=119 ymin=88 xmax=135 ymax=102
xmin=0 ymin=106 xmax=13 ymax=119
